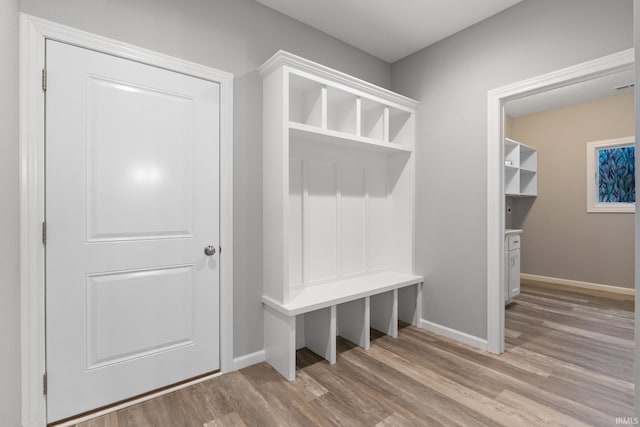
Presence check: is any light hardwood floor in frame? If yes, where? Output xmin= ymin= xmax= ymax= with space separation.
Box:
xmin=70 ymin=282 xmax=634 ymax=427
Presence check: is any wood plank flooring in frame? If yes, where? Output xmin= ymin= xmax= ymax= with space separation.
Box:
xmin=71 ymin=282 xmax=634 ymax=427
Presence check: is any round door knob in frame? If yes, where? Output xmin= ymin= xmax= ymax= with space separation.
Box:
xmin=204 ymin=245 xmax=216 ymax=256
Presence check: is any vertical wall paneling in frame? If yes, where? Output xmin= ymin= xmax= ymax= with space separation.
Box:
xmin=339 ymin=164 xmax=366 ymax=277
xmin=366 ymin=167 xmax=388 ymax=272
xmin=305 ymin=161 xmax=338 ymax=283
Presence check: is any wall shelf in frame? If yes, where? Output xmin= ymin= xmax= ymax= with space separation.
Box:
xmin=504 ymin=138 xmax=537 ymax=197
xmin=289 ymin=122 xmax=412 ymax=154
xmin=260 ymin=51 xmax=422 ymax=381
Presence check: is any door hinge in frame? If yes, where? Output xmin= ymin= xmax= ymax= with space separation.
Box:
xmin=43 ymin=373 xmax=48 ymax=395
xmin=41 ymin=68 xmax=47 ymax=92
xmin=219 ymin=246 xmax=222 ymax=254
xmin=42 ymin=221 xmax=47 ymax=245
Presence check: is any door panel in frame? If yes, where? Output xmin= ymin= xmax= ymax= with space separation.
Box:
xmin=86 ymin=75 xmax=197 ymax=241
xmin=86 ymin=266 xmax=196 ymax=369
xmin=46 ymin=40 xmax=220 ymax=422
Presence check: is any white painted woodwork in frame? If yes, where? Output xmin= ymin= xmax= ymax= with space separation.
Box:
xmin=263 ymin=271 xmax=423 ymax=317
xmin=339 ymin=164 xmax=366 ymax=276
xmin=504 ymin=230 xmax=522 ymax=304
xmin=361 ymin=98 xmax=385 ymax=140
xmin=305 ymin=161 xmax=338 ymax=282
xmin=46 ymin=40 xmax=220 ymax=422
xmin=337 ymin=298 xmax=370 ymax=349
xmin=304 ymin=306 xmax=337 ymax=364
xmin=508 ymin=250 xmax=521 ymax=298
xmin=264 ymin=305 xmax=296 ymax=381
xmin=260 ymin=51 xmax=421 ymax=381
xmin=370 ymin=290 xmax=398 ymax=338
xmin=504 ymin=138 xmax=537 ymax=197
xmin=398 ymin=283 xmax=422 ymax=326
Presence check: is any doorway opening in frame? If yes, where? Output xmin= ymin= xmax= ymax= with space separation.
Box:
xmin=486 ymin=48 xmax=634 ymax=354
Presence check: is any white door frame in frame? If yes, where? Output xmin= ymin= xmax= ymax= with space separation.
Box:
xmin=20 ymin=14 xmax=234 ymax=426
xmin=486 ymin=48 xmax=634 ymax=354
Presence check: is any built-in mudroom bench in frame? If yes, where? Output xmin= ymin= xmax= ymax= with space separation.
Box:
xmin=259 ymin=51 xmax=423 ymax=380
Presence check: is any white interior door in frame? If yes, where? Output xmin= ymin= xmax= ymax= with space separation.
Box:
xmin=45 ymin=40 xmax=220 ymax=422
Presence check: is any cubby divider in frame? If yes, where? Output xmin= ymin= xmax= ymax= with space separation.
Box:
xmin=304 ymin=306 xmax=336 ymax=365
xmin=389 ymin=107 xmax=412 ymax=145
xmin=337 ymin=297 xmax=370 ymax=349
xmin=327 ymin=86 xmax=357 ymax=135
xmin=289 ymin=74 xmax=324 ymax=127
xmin=361 ymin=98 xmax=386 ymax=141
xmin=370 ymin=290 xmax=398 ymax=338
xmin=398 ymin=284 xmax=422 ymax=326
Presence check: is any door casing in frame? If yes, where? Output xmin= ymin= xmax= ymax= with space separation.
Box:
xmin=486 ymin=49 xmax=634 ymax=354
xmin=19 ymin=14 xmax=234 ymax=427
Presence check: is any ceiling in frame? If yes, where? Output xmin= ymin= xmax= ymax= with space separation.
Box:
xmin=255 ymin=0 xmax=523 ymax=63
xmin=505 ymin=69 xmax=635 ymax=118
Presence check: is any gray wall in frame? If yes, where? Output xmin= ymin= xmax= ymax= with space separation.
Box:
xmin=18 ymin=0 xmax=391 ymax=360
xmin=391 ymin=0 xmax=634 ymax=339
xmin=1 ymin=0 xmax=21 ymax=425
xmin=507 ymin=93 xmax=635 ymax=288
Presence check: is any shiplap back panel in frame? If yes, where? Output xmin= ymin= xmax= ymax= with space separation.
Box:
xmin=289 ymin=148 xmax=392 ymax=290
xmin=338 ymin=164 xmax=366 ymax=277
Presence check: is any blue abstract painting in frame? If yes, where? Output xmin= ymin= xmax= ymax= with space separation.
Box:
xmin=598 ymin=146 xmax=635 ymax=203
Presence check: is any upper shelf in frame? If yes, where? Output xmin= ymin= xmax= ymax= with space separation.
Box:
xmin=260 ymin=50 xmax=417 ymax=153
xmin=287 ymin=72 xmax=414 ymax=150
xmin=289 ymin=122 xmax=412 ymax=154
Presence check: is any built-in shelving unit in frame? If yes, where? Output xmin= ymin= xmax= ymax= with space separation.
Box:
xmin=504 ymin=138 xmax=537 ymax=197
xmin=260 ymin=51 xmax=423 ymax=381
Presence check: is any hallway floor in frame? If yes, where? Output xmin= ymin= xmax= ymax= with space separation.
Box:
xmin=69 ymin=282 xmax=635 ymax=427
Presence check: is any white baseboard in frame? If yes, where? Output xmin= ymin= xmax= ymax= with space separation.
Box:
xmin=520 ymin=273 xmax=635 ymax=296
xmin=232 ymin=350 xmax=266 ymax=371
xmin=418 ymin=319 xmax=488 ymax=351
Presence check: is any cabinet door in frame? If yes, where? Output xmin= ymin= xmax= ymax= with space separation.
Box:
xmin=504 ymin=250 xmax=510 ymax=302
xmin=508 ymin=249 xmax=521 ymax=298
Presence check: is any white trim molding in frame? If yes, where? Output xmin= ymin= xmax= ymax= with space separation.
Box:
xmin=521 ymin=273 xmax=635 ymax=296
xmin=20 ymin=14 xmax=234 ymax=427
xmin=232 ymin=350 xmax=267 ymax=371
xmin=258 ymin=50 xmax=419 ymax=110
xmin=418 ymin=319 xmax=488 ymax=351
xmin=486 ymin=48 xmax=634 ymax=355
xmin=586 ymin=136 xmax=635 ymax=213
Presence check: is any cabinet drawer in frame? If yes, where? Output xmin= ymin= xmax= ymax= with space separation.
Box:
xmin=507 ymin=234 xmax=521 ymax=250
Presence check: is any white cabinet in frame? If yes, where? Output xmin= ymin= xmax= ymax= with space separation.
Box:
xmin=259 ymin=51 xmax=423 ymax=380
xmin=504 ymin=231 xmax=522 ymax=304
xmin=505 ymin=138 xmax=537 ymax=197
